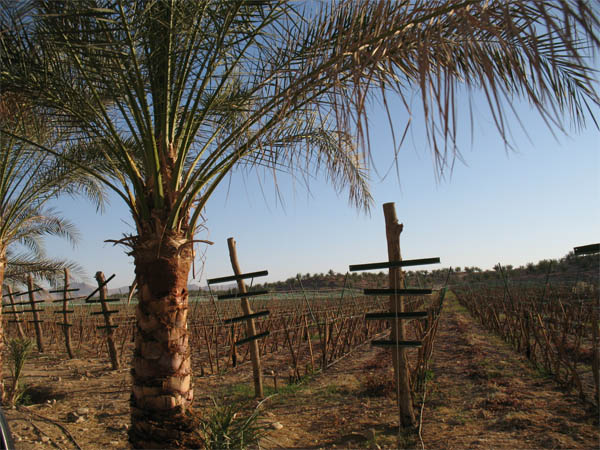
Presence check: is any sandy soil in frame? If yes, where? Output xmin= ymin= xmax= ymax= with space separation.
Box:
xmin=3 ymin=296 xmax=598 ymax=449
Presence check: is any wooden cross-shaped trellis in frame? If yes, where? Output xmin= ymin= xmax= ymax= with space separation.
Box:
xmin=2 ymin=275 xmax=46 ymax=352
xmin=207 ymin=237 xmax=270 ymax=398
xmin=3 ymin=286 xmax=26 ymax=339
xmin=49 ymin=268 xmax=79 ymax=358
xmin=2 ymin=284 xmax=43 ymax=345
xmin=349 ymin=202 xmax=440 ymax=429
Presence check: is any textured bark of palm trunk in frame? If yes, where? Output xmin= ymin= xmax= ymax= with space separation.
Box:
xmin=129 ymin=232 xmax=201 ymax=449
xmin=0 ymin=252 xmax=5 ymax=403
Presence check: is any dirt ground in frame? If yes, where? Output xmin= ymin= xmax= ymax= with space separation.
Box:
xmin=3 ymin=296 xmax=599 ymax=449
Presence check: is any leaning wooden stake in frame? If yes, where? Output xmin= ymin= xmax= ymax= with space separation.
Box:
xmin=27 ymin=275 xmax=44 ymax=353
xmin=95 ymin=272 xmax=120 ymax=370
xmin=6 ymin=286 xmax=25 ymax=339
xmin=227 ymin=237 xmax=264 ymax=398
xmin=62 ymin=268 xmax=74 ymax=358
xmin=383 ymin=202 xmax=416 ymax=428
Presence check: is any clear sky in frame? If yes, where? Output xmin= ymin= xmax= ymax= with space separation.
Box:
xmin=45 ymin=93 xmax=599 ymax=290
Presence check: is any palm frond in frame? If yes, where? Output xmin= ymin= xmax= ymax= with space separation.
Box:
xmin=0 ymin=0 xmax=597 ymax=239
xmin=4 ymin=251 xmax=83 ymax=287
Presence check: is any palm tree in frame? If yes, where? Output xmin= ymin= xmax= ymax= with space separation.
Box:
xmin=0 ymin=94 xmax=105 ymax=400
xmin=1 ymin=1 xmax=598 ymax=446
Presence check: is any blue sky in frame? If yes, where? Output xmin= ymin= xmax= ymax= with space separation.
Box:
xmin=45 ymin=94 xmax=599 ymax=289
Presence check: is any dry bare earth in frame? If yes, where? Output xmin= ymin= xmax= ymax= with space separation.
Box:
xmin=3 ymin=295 xmax=598 ymax=449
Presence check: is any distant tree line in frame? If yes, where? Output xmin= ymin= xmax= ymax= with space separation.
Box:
xmin=245 ymin=251 xmax=599 ymax=291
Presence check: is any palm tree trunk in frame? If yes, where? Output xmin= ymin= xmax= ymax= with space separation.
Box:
xmin=0 ymin=249 xmax=6 ymax=403
xmin=129 ymin=231 xmax=200 ymax=448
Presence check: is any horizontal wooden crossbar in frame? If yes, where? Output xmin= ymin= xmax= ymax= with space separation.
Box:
xmin=235 ymin=331 xmax=270 ymax=346
xmin=3 ymin=299 xmax=45 ymax=307
xmin=224 ymin=310 xmax=270 ymax=325
xmin=53 ymin=310 xmax=74 ymax=314
xmin=349 ymin=257 xmax=440 ymax=272
xmin=371 ymin=340 xmax=422 ymax=347
xmin=90 ymin=310 xmax=118 ymax=316
xmin=2 ymin=287 xmax=42 ymax=298
xmin=364 ymin=288 xmax=432 ymax=296
xmin=208 ymin=270 xmax=269 ymax=285
xmin=28 ymin=320 xmax=44 ymax=323
xmin=8 ymin=320 xmax=23 ymax=324
xmin=2 ymin=311 xmax=22 ymax=315
xmin=365 ymin=311 xmax=427 ymax=320
xmin=82 ymin=273 xmax=116 ymax=303
xmin=574 ymin=243 xmax=600 ymax=255
xmin=22 ymin=309 xmax=43 ymax=313
xmin=48 ymin=288 xmax=80 ymax=294
xmin=97 ymin=325 xmax=119 ymax=330
xmin=52 ymin=298 xmax=80 ymax=303
xmin=86 ymin=298 xmax=120 ymax=304
xmin=56 ymin=323 xmax=73 ymax=327
xmin=217 ymin=290 xmax=269 ymax=300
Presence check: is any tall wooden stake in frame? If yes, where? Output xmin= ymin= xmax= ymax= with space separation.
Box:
xmin=227 ymin=237 xmax=264 ymax=398
xmin=6 ymin=286 xmax=25 ymax=339
xmin=383 ymin=202 xmax=416 ymax=427
xmin=27 ymin=275 xmax=44 ymax=353
xmin=62 ymin=268 xmax=74 ymax=358
xmin=95 ymin=272 xmax=120 ymax=370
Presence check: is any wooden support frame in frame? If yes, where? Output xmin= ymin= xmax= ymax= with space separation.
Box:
xmin=87 ymin=298 xmax=120 ymax=303
xmin=225 ymin=237 xmax=266 ymax=398
xmin=235 ymin=331 xmax=270 ymax=346
xmin=90 ymin=310 xmax=118 ymax=316
xmin=95 ymin=272 xmax=120 ymax=370
xmin=574 ymin=243 xmax=600 ymax=255
xmin=224 ymin=310 xmax=270 ymax=325
xmin=84 ymin=273 xmax=116 ymax=303
xmin=2 ymin=287 xmax=42 ymax=298
xmin=3 ymin=299 xmax=44 ymax=307
xmin=48 ymin=288 xmax=80 ymax=294
xmin=5 ymin=286 xmax=25 ymax=338
xmin=348 ymin=202 xmax=441 ymax=429
xmin=53 ymin=269 xmax=76 ymax=358
xmin=207 ymin=270 xmax=269 ymax=285
xmin=349 ymin=257 xmax=440 ymax=272
xmin=27 ymin=275 xmax=45 ymax=352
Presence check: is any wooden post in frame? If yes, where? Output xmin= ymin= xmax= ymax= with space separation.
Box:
xmin=95 ymin=272 xmax=120 ymax=370
xmin=62 ymin=268 xmax=74 ymax=358
xmin=6 ymin=286 xmax=25 ymax=339
xmin=227 ymin=237 xmax=264 ymax=398
xmin=383 ymin=202 xmax=416 ymax=427
xmin=27 ymin=275 xmax=44 ymax=353
xmin=230 ymin=325 xmax=237 ymax=367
